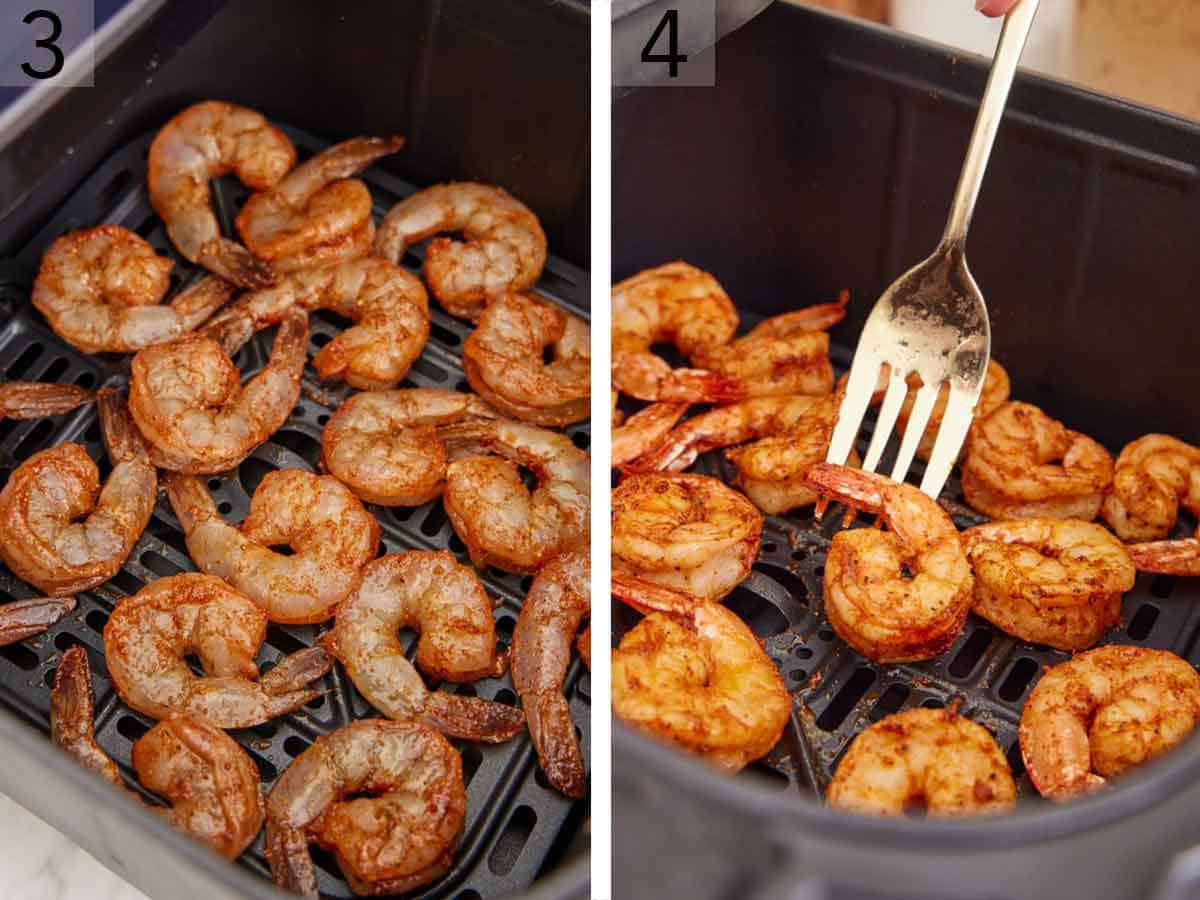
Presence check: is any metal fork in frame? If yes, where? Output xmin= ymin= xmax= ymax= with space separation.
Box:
xmin=826 ymin=0 xmax=1040 ymax=499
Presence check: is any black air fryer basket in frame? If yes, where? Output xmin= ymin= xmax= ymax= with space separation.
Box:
xmin=0 ymin=2 xmax=589 ymax=899
xmin=613 ymin=5 xmax=1200 ymax=900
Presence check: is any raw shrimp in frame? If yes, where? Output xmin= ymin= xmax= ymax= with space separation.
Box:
xmin=0 ymin=596 xmax=76 ymax=646
xmin=373 ymin=182 xmax=547 ymax=321
xmin=167 ymin=469 xmax=380 ymax=624
xmin=148 ymin=101 xmax=296 ymax=287
xmin=200 ymin=258 xmax=429 ymax=390
xmin=511 ymin=551 xmax=590 ymax=797
xmin=51 ymin=646 xmax=264 ymax=859
xmin=0 ymin=388 xmax=155 ymax=596
xmin=439 ymin=419 xmax=590 ymax=574
xmin=128 ymin=306 xmax=308 ymax=474
xmin=463 ymin=293 xmax=590 ymax=426
xmin=963 ymin=519 xmax=1135 ymax=651
xmin=611 ymin=402 xmax=688 ymax=467
xmin=804 ymin=463 xmax=973 ymax=663
xmin=962 ymin=401 xmax=1113 ymax=521
xmin=1019 ymin=645 xmax=1200 ymax=800
xmin=689 ymin=293 xmax=848 ymax=397
xmin=828 ymin=707 xmax=1016 ymax=817
xmin=611 ymin=573 xmax=789 ymax=772
xmin=264 ymin=720 xmax=465 ymax=897
xmin=103 ymin=573 xmax=333 ymax=728
xmin=31 ymin=226 xmax=236 ymax=353
xmin=611 ymin=261 xmax=742 ymax=403
xmin=1127 ymin=538 xmax=1200 ymax=577
xmin=322 ymin=552 xmax=524 ymax=743
xmin=320 ymin=388 xmax=497 ymax=506
xmin=236 ymin=135 xmax=405 ymax=273
xmin=0 ymin=382 xmax=92 ymax=420
xmin=1102 ymin=435 xmax=1200 ymax=542
xmin=612 ymin=472 xmax=761 ymax=601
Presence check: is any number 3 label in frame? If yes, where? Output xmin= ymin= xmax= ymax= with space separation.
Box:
xmin=1 ymin=2 xmax=94 ymax=87
xmin=21 ymin=9 xmax=66 ymax=80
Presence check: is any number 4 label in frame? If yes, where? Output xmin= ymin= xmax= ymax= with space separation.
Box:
xmin=641 ymin=10 xmax=688 ymax=78
xmin=613 ymin=0 xmax=716 ymax=88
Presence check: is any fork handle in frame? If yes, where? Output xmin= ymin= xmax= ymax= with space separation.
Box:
xmin=941 ymin=0 xmax=1040 ymax=249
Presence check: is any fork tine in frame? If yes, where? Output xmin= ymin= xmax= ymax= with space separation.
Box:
xmin=919 ymin=383 xmax=977 ymax=499
xmin=861 ymin=366 xmax=907 ymax=473
xmin=826 ymin=355 xmax=881 ymax=466
xmin=889 ymin=382 xmax=938 ymax=486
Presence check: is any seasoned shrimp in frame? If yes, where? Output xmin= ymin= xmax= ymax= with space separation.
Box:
xmin=0 ymin=388 xmax=155 ymax=596
xmin=612 ymin=573 xmax=789 ymax=772
xmin=0 ymin=596 xmax=75 ymax=646
xmin=611 ymin=402 xmax=688 ymax=467
xmin=236 ymin=135 xmax=405 ymax=273
xmin=265 ymin=720 xmax=465 ymax=897
xmin=805 ymin=463 xmax=972 ymax=663
xmin=963 ymin=520 xmax=1135 ymax=651
xmin=1101 ymin=435 xmax=1200 ymax=542
xmin=148 ymin=101 xmax=296 ymax=287
xmin=512 ymin=551 xmax=590 ymax=797
xmin=689 ymin=293 xmax=847 ymax=398
xmin=440 ymin=419 xmax=590 ymax=574
xmin=0 ymin=382 xmax=92 ymax=420
xmin=200 ymin=258 xmax=429 ymax=390
xmin=463 ymin=293 xmax=589 ymax=426
xmin=103 ymin=573 xmax=333 ymax=728
xmin=1128 ymin=538 xmax=1200 ymax=576
xmin=167 ymin=469 xmax=380 ymax=624
xmin=320 ymin=388 xmax=496 ymax=506
xmin=962 ymin=402 xmax=1114 ymax=521
xmin=51 ymin=646 xmax=264 ymax=859
xmin=611 ymin=262 xmax=742 ymax=403
xmin=128 ymin=307 xmax=307 ymax=474
xmin=612 ymin=472 xmax=761 ymax=602
xmin=1019 ymin=645 xmax=1200 ymax=800
xmin=31 ymin=226 xmax=236 ymax=353
xmin=829 ymin=707 xmax=1016 ymax=817
xmin=322 ymin=552 xmax=524 ymax=744
xmin=374 ymin=182 xmax=547 ymax=321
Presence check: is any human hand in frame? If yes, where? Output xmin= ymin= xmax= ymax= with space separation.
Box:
xmin=976 ymin=0 xmax=1020 ymax=16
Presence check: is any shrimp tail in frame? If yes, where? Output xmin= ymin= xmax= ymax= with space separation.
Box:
xmin=525 ymin=690 xmax=586 ymax=798
xmin=166 ymin=274 xmax=238 ymax=326
xmin=803 ymin=462 xmax=885 ymax=513
xmin=0 ymin=596 xmax=75 ymax=647
xmin=316 ymin=135 xmax=406 ymax=179
xmin=611 ymin=572 xmax=702 ymax=622
xmin=50 ymin=645 xmax=124 ymax=786
xmin=611 ymin=402 xmax=689 ymax=468
xmin=265 ymin=822 xmax=319 ymax=898
xmin=165 ymin=472 xmax=219 ymax=532
xmin=422 ymin=691 xmax=525 ymax=743
xmin=1128 ymin=539 xmax=1200 ymax=576
xmin=0 ymin=382 xmax=94 ymax=420
xmin=199 ymin=238 xmax=276 ymax=290
xmin=97 ymin=388 xmax=148 ymax=465
xmin=260 ymin=646 xmax=334 ymax=695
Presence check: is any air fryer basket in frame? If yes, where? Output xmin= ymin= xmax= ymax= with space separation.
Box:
xmin=613 ymin=5 xmax=1200 ymax=900
xmin=0 ymin=2 xmax=589 ymax=899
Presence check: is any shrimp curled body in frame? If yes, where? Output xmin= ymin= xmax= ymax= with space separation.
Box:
xmin=1101 ymin=435 xmax=1200 ymax=542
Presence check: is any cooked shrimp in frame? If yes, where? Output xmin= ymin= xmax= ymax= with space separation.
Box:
xmin=374 ymin=182 xmax=547 ymax=321
xmin=148 ymin=101 xmax=296 ymax=287
xmin=804 ymin=463 xmax=972 ymax=663
xmin=611 ymin=402 xmax=688 ymax=467
xmin=320 ymin=388 xmax=496 ymax=506
xmin=1127 ymin=538 xmax=1200 ymax=576
xmin=103 ymin=573 xmax=333 ymax=728
xmin=963 ymin=520 xmax=1135 ymax=651
xmin=236 ymin=135 xmax=405 ymax=273
xmin=128 ymin=306 xmax=307 ymax=474
xmin=200 ymin=258 xmax=429 ymax=390
xmin=1101 ymin=435 xmax=1200 ymax=542
xmin=829 ymin=707 xmax=1016 ymax=817
xmin=51 ymin=646 xmax=264 ymax=859
xmin=612 ymin=472 xmax=761 ymax=601
xmin=264 ymin=720 xmax=465 ymax=897
xmin=439 ymin=419 xmax=590 ymax=574
xmin=0 ymin=382 xmax=92 ymax=420
xmin=1019 ymin=645 xmax=1200 ymax=800
xmin=31 ymin=226 xmax=236 ymax=353
xmin=463 ymin=293 xmax=589 ymax=426
xmin=167 ymin=469 xmax=380 ymax=624
xmin=611 ymin=262 xmax=742 ymax=403
xmin=0 ymin=388 xmax=155 ymax=596
xmin=0 ymin=596 xmax=76 ymax=646
xmin=612 ymin=573 xmax=789 ymax=772
xmin=689 ymin=294 xmax=847 ymax=398
xmin=511 ymin=551 xmax=590 ymax=798
xmin=962 ymin=402 xmax=1113 ymax=521
xmin=322 ymin=552 xmax=524 ymax=744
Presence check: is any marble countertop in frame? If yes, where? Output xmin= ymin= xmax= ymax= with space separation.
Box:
xmin=0 ymin=792 xmax=147 ymax=900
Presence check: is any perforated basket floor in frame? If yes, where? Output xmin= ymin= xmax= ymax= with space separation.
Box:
xmin=613 ymin=340 xmax=1200 ymax=805
xmin=0 ymin=126 xmax=590 ymax=899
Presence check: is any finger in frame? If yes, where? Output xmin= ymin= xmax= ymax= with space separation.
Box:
xmin=976 ymin=0 xmax=1019 ymax=16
